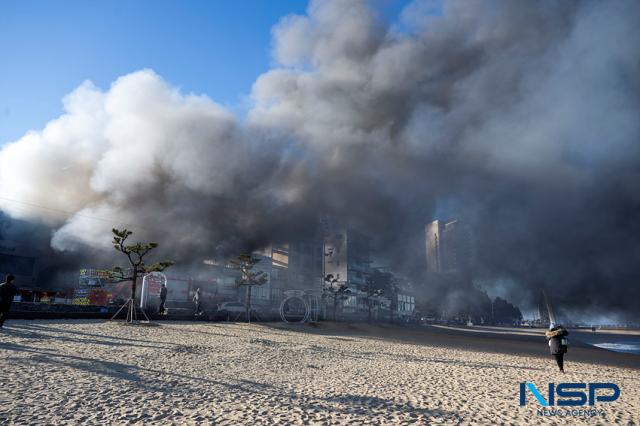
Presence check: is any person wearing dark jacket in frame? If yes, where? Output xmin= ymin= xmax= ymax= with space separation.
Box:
xmin=158 ymin=283 xmax=167 ymax=314
xmin=193 ymin=288 xmax=202 ymax=316
xmin=0 ymin=274 xmax=18 ymax=328
xmin=546 ymin=323 xmax=569 ymax=372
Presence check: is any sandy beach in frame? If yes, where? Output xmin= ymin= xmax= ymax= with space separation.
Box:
xmin=0 ymin=320 xmax=638 ymax=425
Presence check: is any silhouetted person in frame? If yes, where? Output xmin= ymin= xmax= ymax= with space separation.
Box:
xmin=158 ymin=283 xmax=167 ymax=314
xmin=546 ymin=323 xmax=569 ymax=372
xmin=193 ymin=288 xmax=202 ymax=316
xmin=0 ymin=274 xmax=18 ymax=328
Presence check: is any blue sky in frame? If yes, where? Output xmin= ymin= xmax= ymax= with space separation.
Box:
xmin=0 ymin=0 xmax=410 ymax=146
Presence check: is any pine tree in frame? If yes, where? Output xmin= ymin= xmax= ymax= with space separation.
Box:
xmin=109 ymin=228 xmax=173 ymax=323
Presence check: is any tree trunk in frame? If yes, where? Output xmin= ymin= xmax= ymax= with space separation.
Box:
xmin=128 ymin=267 xmax=138 ymax=323
xmin=368 ymin=298 xmax=372 ymax=323
xmin=130 ymin=267 xmax=138 ymax=301
xmin=333 ymin=293 xmax=338 ymax=322
xmin=246 ymin=285 xmax=252 ymax=323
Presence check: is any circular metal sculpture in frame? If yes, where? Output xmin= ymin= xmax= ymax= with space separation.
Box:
xmin=280 ymin=290 xmax=310 ymax=323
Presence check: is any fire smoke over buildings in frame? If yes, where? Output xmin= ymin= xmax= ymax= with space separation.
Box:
xmin=1 ymin=0 xmax=639 ymax=320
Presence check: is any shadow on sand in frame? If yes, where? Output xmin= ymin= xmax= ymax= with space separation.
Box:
xmin=0 ymin=336 xmax=460 ymax=422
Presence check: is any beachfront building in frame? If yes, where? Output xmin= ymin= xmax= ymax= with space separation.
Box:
xmin=397 ymin=294 xmax=416 ymax=318
xmin=0 ymin=240 xmax=38 ymax=288
xmin=441 ymin=220 xmax=474 ymax=277
xmin=425 ymin=219 xmax=474 ymax=278
xmin=324 ymin=228 xmax=371 ymax=289
xmin=272 ymin=241 xmax=323 ymax=289
xmin=324 ymin=228 xmax=373 ymax=319
xmin=425 ymin=220 xmax=444 ymax=273
xmin=260 ymin=239 xmax=323 ymax=305
xmin=388 ymin=273 xmax=417 ymax=321
xmin=204 ymin=254 xmax=273 ymax=309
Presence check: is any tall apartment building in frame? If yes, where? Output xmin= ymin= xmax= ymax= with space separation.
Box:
xmin=324 ymin=228 xmax=372 ymax=290
xmin=323 ymin=228 xmax=372 ymax=317
xmin=425 ymin=219 xmax=474 ymax=277
xmin=425 ymin=220 xmax=444 ymax=273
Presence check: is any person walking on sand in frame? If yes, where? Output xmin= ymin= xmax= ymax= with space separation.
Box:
xmin=0 ymin=274 xmax=18 ymax=329
xmin=546 ymin=323 xmax=569 ymax=372
xmin=158 ymin=283 xmax=167 ymax=314
xmin=193 ymin=287 xmax=202 ymax=316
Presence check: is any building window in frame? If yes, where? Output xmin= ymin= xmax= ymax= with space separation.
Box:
xmin=270 ymin=288 xmax=282 ymax=302
xmin=397 ymin=294 xmax=415 ymax=313
xmin=251 ymin=285 xmax=270 ymax=300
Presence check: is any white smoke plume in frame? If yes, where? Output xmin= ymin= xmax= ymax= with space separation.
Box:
xmin=1 ymin=0 xmax=639 ymax=317
xmin=1 ymin=70 xmax=280 ymax=257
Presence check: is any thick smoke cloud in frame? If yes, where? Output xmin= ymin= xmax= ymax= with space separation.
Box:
xmin=1 ymin=0 xmax=639 ymax=319
xmin=0 ymin=71 xmax=299 ymax=261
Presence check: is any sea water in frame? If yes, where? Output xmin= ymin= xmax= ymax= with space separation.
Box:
xmin=592 ymin=341 xmax=640 ymax=355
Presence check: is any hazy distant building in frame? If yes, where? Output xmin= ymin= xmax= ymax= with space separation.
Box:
xmin=425 ymin=220 xmax=444 ymax=273
xmin=203 ymin=253 xmax=273 ymax=307
xmin=535 ymin=290 xmax=551 ymax=326
xmin=270 ymin=241 xmax=323 ymax=288
xmin=441 ymin=220 xmax=474 ymax=276
xmin=324 ymin=228 xmax=373 ymax=317
xmin=0 ymin=240 xmax=38 ymax=287
xmin=324 ymin=228 xmax=372 ymax=291
xmin=204 ymin=236 xmax=324 ymax=308
xmin=426 ymin=219 xmax=474 ymax=277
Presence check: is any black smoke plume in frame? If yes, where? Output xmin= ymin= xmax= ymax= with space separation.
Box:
xmin=1 ymin=0 xmax=639 ymax=320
